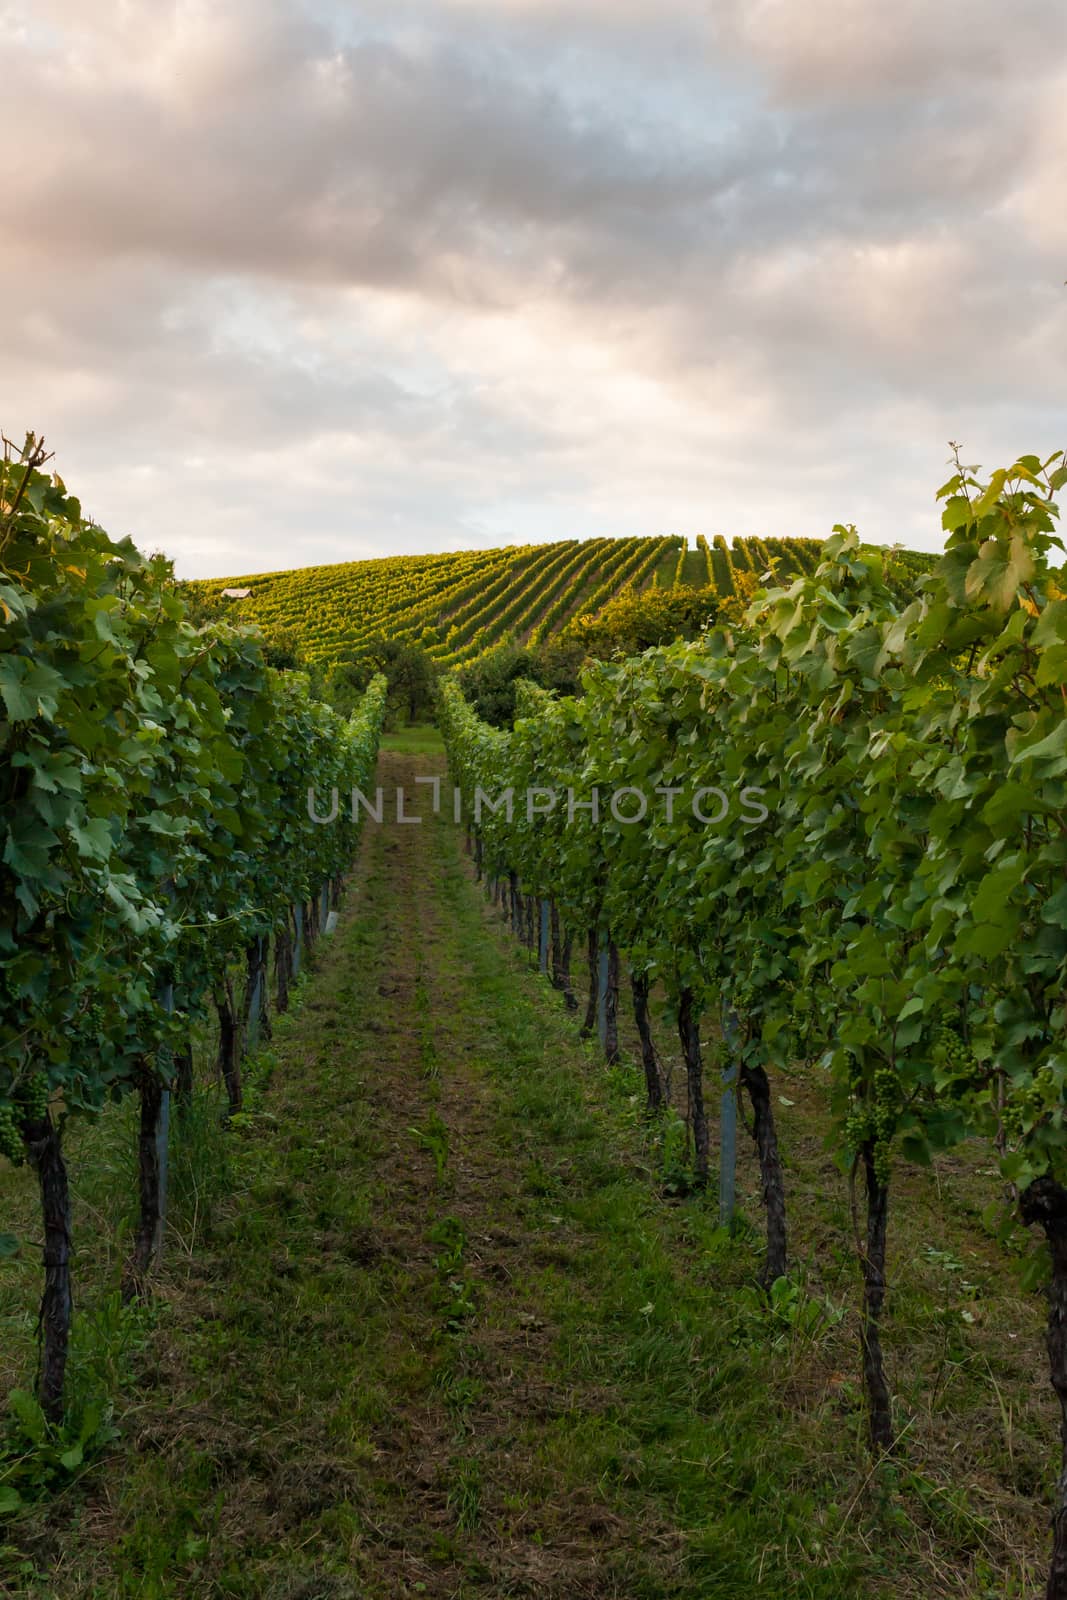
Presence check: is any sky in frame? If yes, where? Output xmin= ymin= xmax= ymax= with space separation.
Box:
xmin=2 ymin=0 xmax=1065 ymax=578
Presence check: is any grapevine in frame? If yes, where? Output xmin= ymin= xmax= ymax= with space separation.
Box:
xmin=0 ymin=434 xmax=386 ymax=1416
xmin=440 ymin=447 xmax=1067 ymax=1548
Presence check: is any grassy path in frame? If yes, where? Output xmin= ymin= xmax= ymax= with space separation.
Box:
xmin=5 ymin=743 xmax=1051 ymax=1598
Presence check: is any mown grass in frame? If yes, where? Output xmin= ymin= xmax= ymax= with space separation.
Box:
xmin=0 ymin=750 xmax=1053 ymax=1598
xmin=380 ymin=722 xmax=445 ymax=755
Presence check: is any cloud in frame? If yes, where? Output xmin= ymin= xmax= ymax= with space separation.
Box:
xmin=6 ymin=2 xmax=726 ymax=297
xmin=713 ymin=0 xmax=1064 ymax=101
xmin=1 ymin=0 xmax=1064 ymax=576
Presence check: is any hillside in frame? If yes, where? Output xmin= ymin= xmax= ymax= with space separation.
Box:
xmin=183 ymin=533 xmax=848 ymax=667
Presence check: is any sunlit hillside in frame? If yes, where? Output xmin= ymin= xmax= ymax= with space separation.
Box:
xmin=184 ymin=533 xmax=858 ymax=666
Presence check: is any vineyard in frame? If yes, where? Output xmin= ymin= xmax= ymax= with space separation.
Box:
xmin=3 ymin=435 xmax=1067 ymax=1599
xmin=184 ymin=533 xmax=850 ymax=668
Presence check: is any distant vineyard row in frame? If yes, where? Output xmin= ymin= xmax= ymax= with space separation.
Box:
xmin=186 ymin=533 xmax=931 ymax=666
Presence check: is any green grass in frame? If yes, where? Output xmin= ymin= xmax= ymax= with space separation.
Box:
xmin=652 ymin=550 xmax=681 ymax=590
xmin=679 ymin=548 xmax=707 ymax=588
xmin=380 ymin=722 xmax=445 ymax=754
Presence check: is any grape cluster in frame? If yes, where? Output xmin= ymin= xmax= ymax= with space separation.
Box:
xmin=21 ymin=1074 xmax=49 ymax=1122
xmin=788 ymin=984 xmax=822 ymax=1051
xmin=0 ymin=1075 xmax=51 ymax=1167
xmin=844 ymin=1067 xmax=901 ymax=1185
xmin=872 ymin=1067 xmax=900 ymax=1116
xmin=0 ymin=1101 xmax=23 ymax=1166
xmin=733 ymin=980 xmax=756 ymax=1013
xmin=931 ymin=1025 xmax=972 ymax=1078
xmin=1002 ymin=1068 xmax=1054 ymax=1140
xmin=844 ymin=1109 xmax=872 ymax=1146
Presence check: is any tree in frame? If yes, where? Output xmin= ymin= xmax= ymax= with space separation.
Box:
xmin=327 ymin=638 xmax=435 ymax=725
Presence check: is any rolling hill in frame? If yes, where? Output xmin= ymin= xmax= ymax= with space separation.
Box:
xmin=184 ymin=533 xmax=930 ymax=667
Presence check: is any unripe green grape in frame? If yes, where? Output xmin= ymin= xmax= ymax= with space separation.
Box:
xmin=933 ymin=1026 xmax=971 ymax=1076
xmin=845 ymin=1111 xmax=870 ymax=1149
xmin=18 ymin=1074 xmax=49 ymax=1123
xmin=873 ymin=1069 xmax=899 ymax=1108
xmin=0 ymin=1102 xmax=25 ymax=1166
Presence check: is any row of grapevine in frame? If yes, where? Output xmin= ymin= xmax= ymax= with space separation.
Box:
xmin=647 ymin=540 xmax=683 ymax=590
xmin=752 ymin=535 xmax=775 ymax=569
xmin=225 ymin=550 xmax=463 ymax=651
xmin=525 ymin=538 xmax=620 ymax=646
xmin=626 ymin=534 xmax=687 ymax=597
xmin=503 ymin=542 xmax=601 ymax=645
xmin=389 ymin=554 xmax=529 ymax=648
xmin=424 ymin=547 xmax=551 ymax=660
xmin=571 ymin=537 xmax=679 ymax=623
xmin=456 ymin=537 xmax=689 ymax=664
xmin=188 ymin=546 xmax=523 ymax=665
xmin=454 ymin=537 xmax=666 ymax=669
xmin=710 ymin=534 xmax=736 ymax=594
xmin=883 ymin=544 xmax=938 ymax=602
xmin=762 ymin=536 xmax=815 ymax=578
xmin=526 ymin=535 xmax=678 ymax=648
xmin=434 ymin=541 xmax=589 ymax=664
xmin=349 ymin=548 xmax=532 ymax=655
xmin=438 ymin=452 xmax=1067 ymax=1594
xmin=303 ymin=552 xmax=510 ymax=659
xmin=781 ymin=535 xmax=821 ymax=574
xmin=710 ymin=536 xmax=823 ymax=588
xmin=0 ymin=438 xmax=388 ymax=1420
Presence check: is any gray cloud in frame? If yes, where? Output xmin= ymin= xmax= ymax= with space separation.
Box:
xmin=2 ymin=0 xmax=1065 ymax=575
xmin=713 ymin=0 xmax=1064 ymax=101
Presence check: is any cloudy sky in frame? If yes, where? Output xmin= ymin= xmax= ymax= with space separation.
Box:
xmin=3 ymin=0 xmax=1065 ymax=577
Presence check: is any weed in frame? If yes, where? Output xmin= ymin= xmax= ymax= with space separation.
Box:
xmin=68 ymin=1289 xmax=155 ymax=1403
xmin=0 ymin=1390 xmax=119 ymax=1513
xmin=733 ymin=1276 xmax=845 ymax=1351
xmin=447 ymin=1456 xmax=482 ymax=1531
xmin=408 ymin=1113 xmax=449 ymax=1181
xmin=429 ymin=1215 xmax=466 ymax=1275
xmin=656 ymin=1108 xmax=695 ymax=1195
